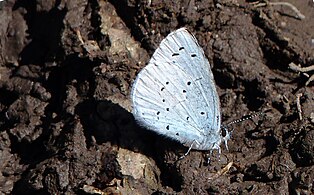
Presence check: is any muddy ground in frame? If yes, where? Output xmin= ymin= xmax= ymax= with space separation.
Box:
xmin=0 ymin=0 xmax=313 ymax=194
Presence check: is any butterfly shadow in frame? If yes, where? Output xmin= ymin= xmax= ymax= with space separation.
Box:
xmin=76 ymin=99 xmax=186 ymax=190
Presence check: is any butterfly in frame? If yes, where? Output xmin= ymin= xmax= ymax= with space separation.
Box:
xmin=131 ymin=28 xmax=230 ymax=157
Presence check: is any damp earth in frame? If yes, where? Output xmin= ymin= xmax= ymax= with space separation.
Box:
xmin=0 ymin=0 xmax=313 ymax=194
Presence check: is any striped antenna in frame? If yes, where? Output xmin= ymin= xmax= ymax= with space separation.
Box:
xmin=223 ymin=111 xmax=265 ymax=127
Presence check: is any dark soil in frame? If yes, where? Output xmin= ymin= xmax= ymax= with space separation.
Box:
xmin=0 ymin=0 xmax=313 ymax=194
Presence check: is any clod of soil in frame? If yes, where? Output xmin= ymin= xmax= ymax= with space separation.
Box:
xmin=0 ymin=0 xmax=313 ymax=194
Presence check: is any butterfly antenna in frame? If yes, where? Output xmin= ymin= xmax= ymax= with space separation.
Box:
xmin=220 ymin=110 xmax=268 ymax=151
xmin=224 ymin=111 xmax=265 ymax=127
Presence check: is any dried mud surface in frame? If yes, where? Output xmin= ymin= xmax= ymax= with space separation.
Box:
xmin=0 ymin=0 xmax=313 ymax=194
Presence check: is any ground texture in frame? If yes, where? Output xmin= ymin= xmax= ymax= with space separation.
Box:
xmin=0 ymin=0 xmax=313 ymax=194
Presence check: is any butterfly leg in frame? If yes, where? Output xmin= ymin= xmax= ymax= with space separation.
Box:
xmin=206 ymin=150 xmax=213 ymax=164
xmin=206 ymin=143 xmax=222 ymax=164
xmin=179 ymin=140 xmax=196 ymax=160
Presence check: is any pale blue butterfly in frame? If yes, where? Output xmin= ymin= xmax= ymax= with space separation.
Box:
xmin=131 ymin=28 xmax=230 ymax=157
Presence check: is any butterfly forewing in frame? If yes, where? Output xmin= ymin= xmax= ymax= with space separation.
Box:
xmin=131 ymin=28 xmax=221 ymax=150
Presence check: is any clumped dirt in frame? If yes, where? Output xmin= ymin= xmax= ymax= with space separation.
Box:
xmin=0 ymin=0 xmax=313 ymax=194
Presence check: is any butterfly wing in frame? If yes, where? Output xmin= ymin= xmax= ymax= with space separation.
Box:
xmin=131 ymin=28 xmax=221 ymax=150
